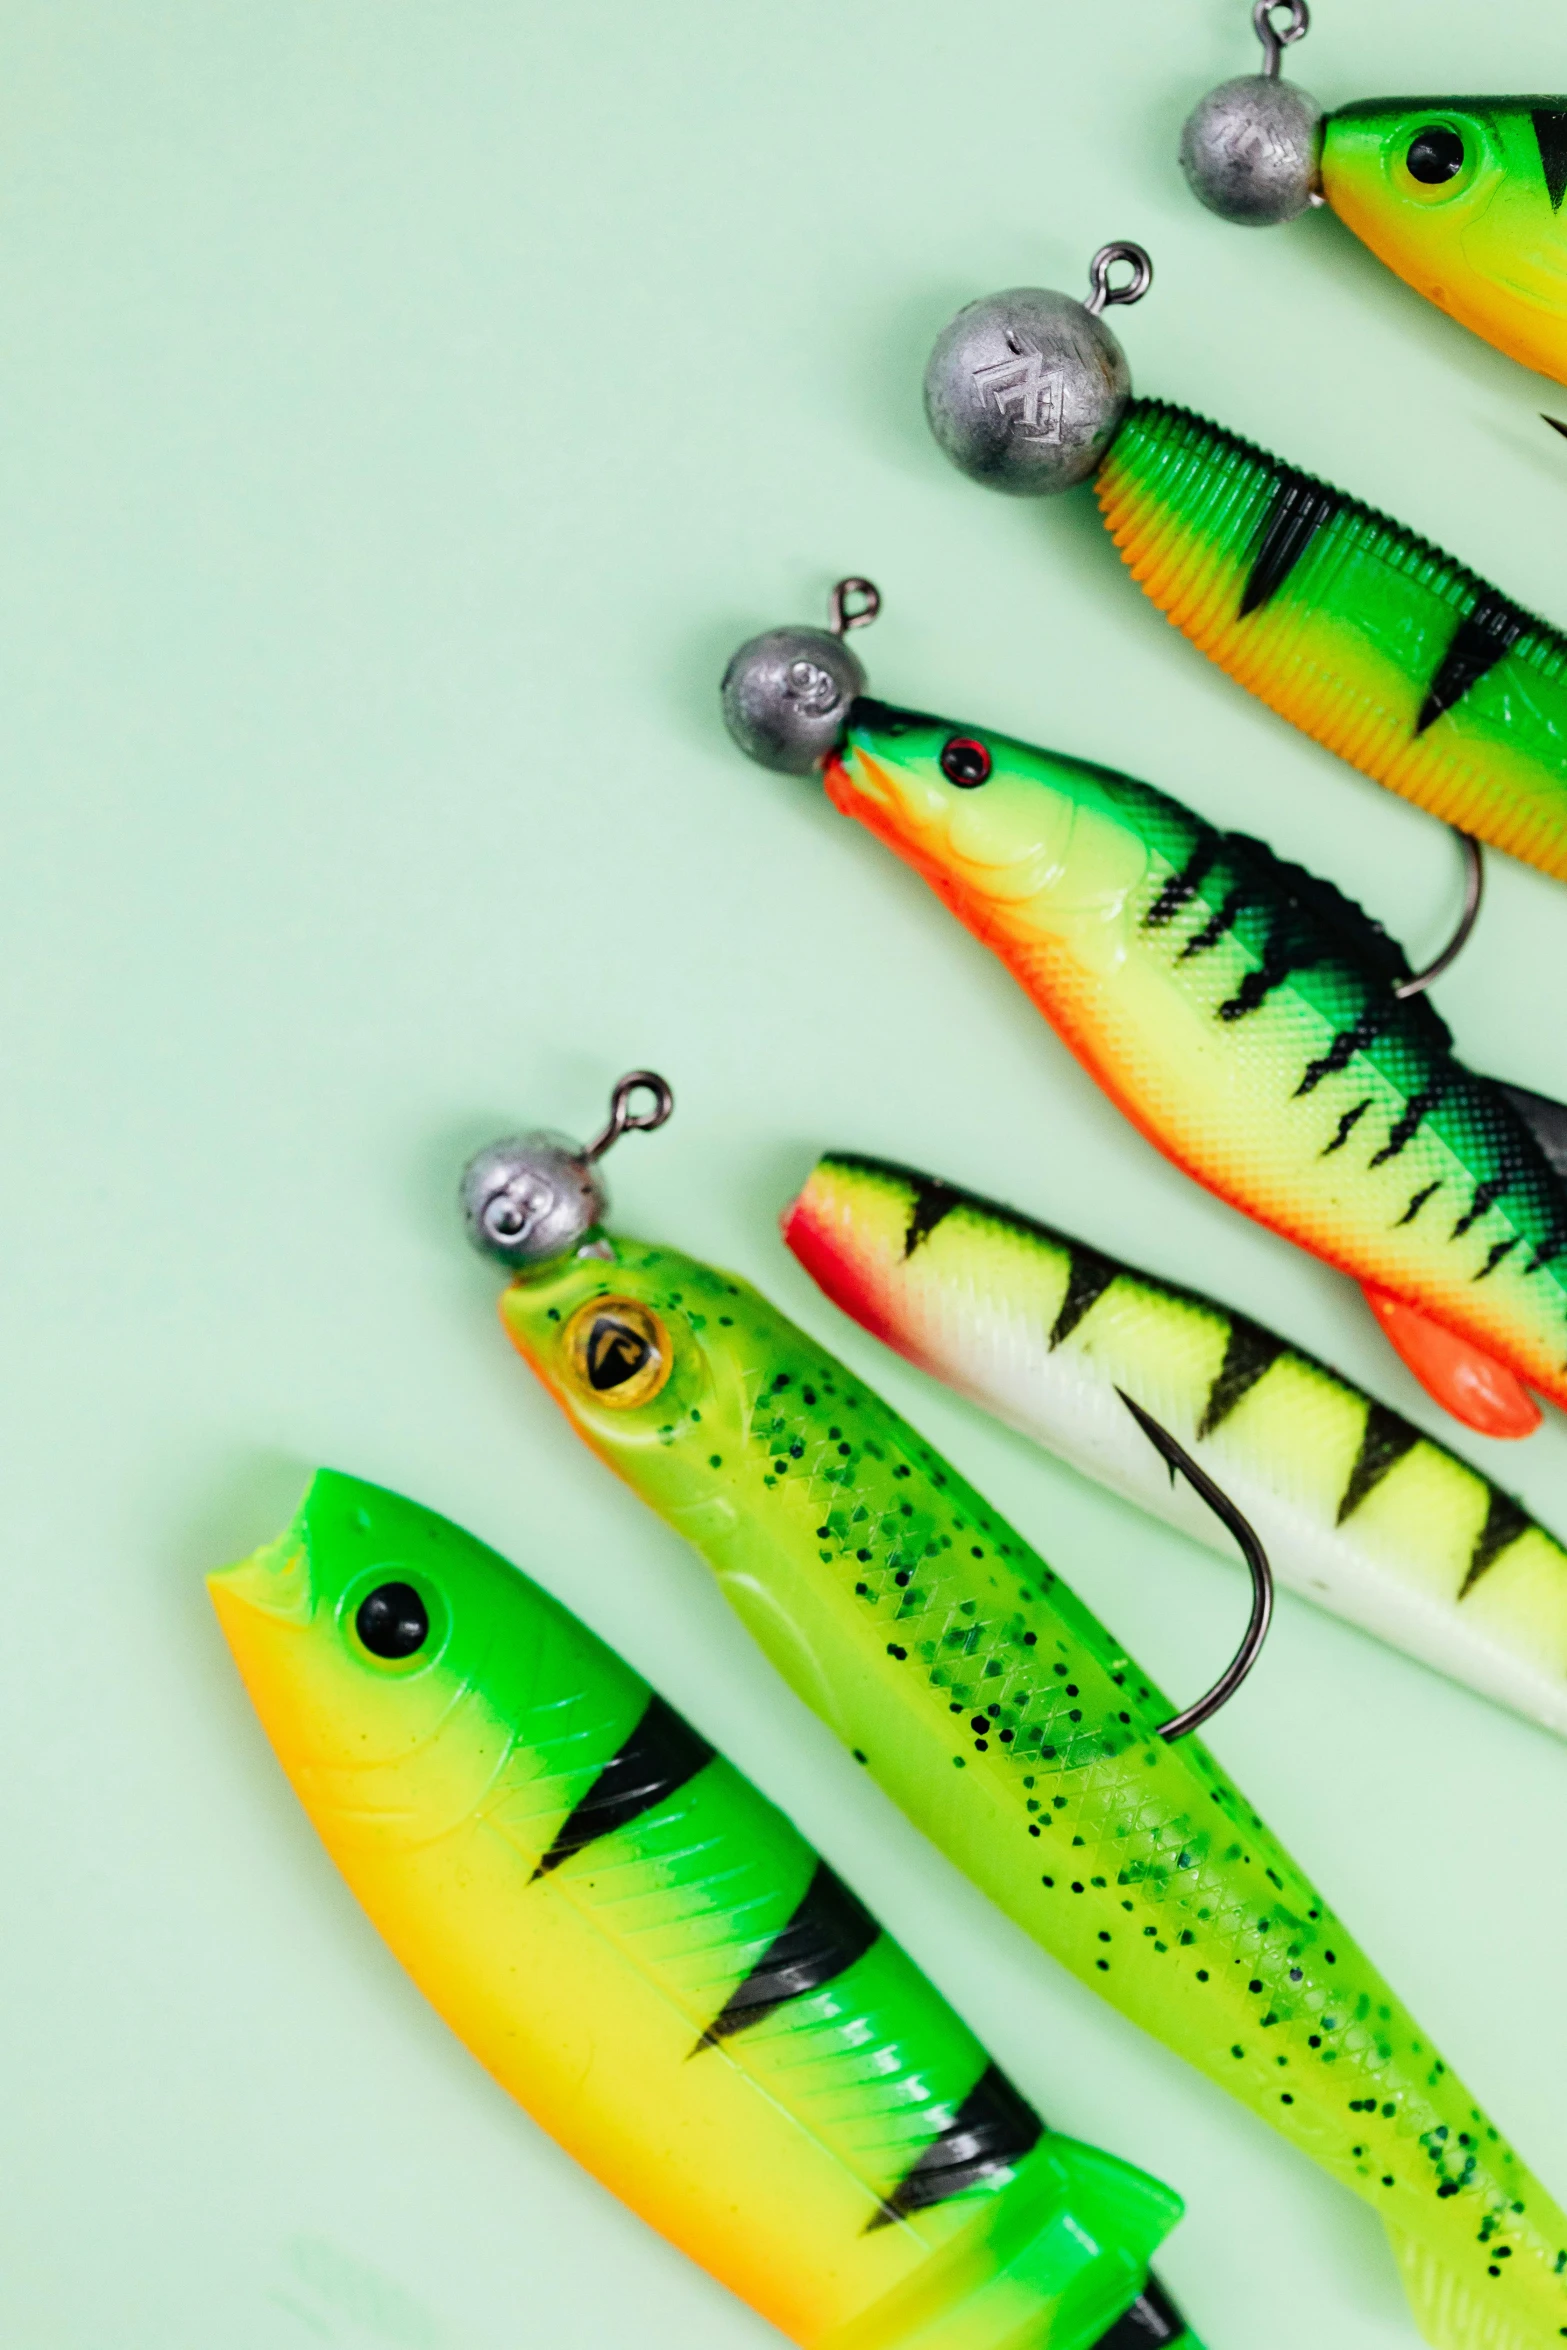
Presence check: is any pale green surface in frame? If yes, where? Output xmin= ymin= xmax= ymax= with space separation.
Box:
xmin=5 ymin=4 xmax=1567 ymax=2346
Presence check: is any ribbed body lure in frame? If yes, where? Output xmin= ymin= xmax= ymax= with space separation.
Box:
xmin=922 ymin=251 xmax=1567 ymax=884
xmin=210 ymin=1470 xmax=1194 ymax=2350
xmin=785 ymin=1149 xmax=1567 ymax=1738
xmin=1180 ymin=6 xmax=1567 ymax=387
xmin=723 ymin=609 xmax=1567 ymax=1441
xmin=471 ymin=1187 xmax=1567 ymax=2350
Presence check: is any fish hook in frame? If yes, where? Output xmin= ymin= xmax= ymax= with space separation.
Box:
xmin=1394 ymin=830 xmax=1484 ymax=1001
xmin=828 ymin=577 xmax=881 ymax=636
xmin=584 ymin=1071 xmax=675 ymax=1164
xmin=1116 ymin=1390 xmax=1275 ymax=1741
xmin=1252 ymin=0 xmax=1309 ymax=80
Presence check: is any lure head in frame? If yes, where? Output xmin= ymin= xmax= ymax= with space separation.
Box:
xmin=208 ymin=1471 xmax=540 ymax=1849
xmin=1320 ymin=100 xmax=1567 ymax=381
xmin=461 ymin=1132 xmax=607 ymax=1267
xmin=721 ymin=624 xmax=868 ymax=776
xmin=1180 ymin=74 xmax=1324 ymax=225
xmin=825 ymin=700 xmax=1149 ymax=948
xmin=924 ymin=285 xmax=1134 ymax=496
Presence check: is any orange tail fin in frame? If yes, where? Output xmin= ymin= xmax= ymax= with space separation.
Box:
xmin=1361 ymin=1287 xmax=1542 ymax=1439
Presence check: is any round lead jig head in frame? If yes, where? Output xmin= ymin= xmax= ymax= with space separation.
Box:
xmin=460 ymin=1071 xmax=674 ymax=1268
xmin=721 ymin=578 xmax=881 ymax=772
xmin=923 ymin=244 xmax=1152 ymax=496
xmin=1180 ymin=1 xmax=1324 ymax=227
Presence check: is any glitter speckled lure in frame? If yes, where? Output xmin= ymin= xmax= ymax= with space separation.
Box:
xmin=1181 ymin=3 xmax=1567 ymax=390
xmin=723 ymin=597 xmax=1567 ymax=1442
xmin=922 ymin=244 xmax=1567 ymax=885
xmin=211 ymin=1469 xmax=1196 ymax=2350
xmin=459 ymin=1088 xmax=1567 ymax=2350
xmin=784 ymin=1148 xmax=1567 ymax=1739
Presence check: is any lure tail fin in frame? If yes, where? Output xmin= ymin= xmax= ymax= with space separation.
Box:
xmin=1360 ymin=1287 xmax=1542 ymax=1440
xmin=1387 ymin=2223 xmax=1546 ymax=2350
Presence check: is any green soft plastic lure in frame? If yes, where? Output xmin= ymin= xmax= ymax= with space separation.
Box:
xmin=784 ymin=1148 xmax=1567 ymax=1739
xmin=460 ymin=1087 xmax=1567 ymax=2350
xmin=723 ymin=607 xmax=1567 ymax=1443
xmin=1181 ymin=5 xmax=1567 ymax=388
xmin=922 ymin=254 xmax=1567 ymax=884
xmin=212 ymin=1471 xmax=1197 ymax=2350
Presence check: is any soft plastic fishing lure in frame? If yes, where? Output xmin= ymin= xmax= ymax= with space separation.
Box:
xmin=723 ymin=590 xmax=1567 ymax=1442
xmin=920 ymin=245 xmax=1567 ymax=884
xmin=211 ymin=1468 xmax=1196 ymax=2350
xmin=1181 ymin=1 xmax=1567 ymax=390
xmin=461 ymin=1083 xmax=1567 ymax=2350
xmin=785 ymin=1148 xmax=1567 ymax=1737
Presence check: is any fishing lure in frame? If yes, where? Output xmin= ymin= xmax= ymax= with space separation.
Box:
xmin=921 ymin=242 xmax=1567 ymax=885
xmin=461 ymin=1076 xmax=1567 ymax=2350
xmin=1181 ymin=0 xmax=1567 ymax=392
xmin=722 ymin=583 xmax=1567 ymax=1442
xmin=210 ymin=1467 xmax=1197 ymax=2350
xmin=783 ymin=1147 xmax=1567 ymax=1738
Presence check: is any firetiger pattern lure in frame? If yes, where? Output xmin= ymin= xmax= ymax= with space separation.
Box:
xmin=784 ymin=1149 xmax=1567 ymax=1738
xmin=210 ymin=1470 xmax=1194 ymax=2350
xmin=481 ymin=1215 xmax=1567 ymax=2350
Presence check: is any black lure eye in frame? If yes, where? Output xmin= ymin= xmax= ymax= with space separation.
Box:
xmin=563 ymin=1296 xmax=672 ymax=1408
xmin=1406 ymin=126 xmax=1465 ymax=185
xmin=586 ymin=1314 xmax=651 ymax=1390
xmin=356 ymin=1581 xmax=430 ymax=1659
xmin=940 ymin=736 xmax=992 ymax=788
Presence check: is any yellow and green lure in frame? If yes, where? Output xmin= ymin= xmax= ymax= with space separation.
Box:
xmin=785 ymin=1149 xmax=1567 ymax=1739
xmin=210 ymin=1469 xmax=1196 ymax=2350
xmin=1181 ymin=10 xmax=1567 ymax=386
xmin=478 ymin=1208 xmax=1567 ymax=2350
xmin=923 ymin=263 xmax=1567 ymax=883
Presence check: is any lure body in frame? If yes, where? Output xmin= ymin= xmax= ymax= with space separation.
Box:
xmin=1095 ymin=398 xmax=1567 ymax=882
xmin=1320 ymin=100 xmax=1567 ymax=389
xmin=825 ymin=698 xmax=1567 ymax=1433
xmin=500 ymin=1242 xmax=1567 ymax=2350
xmin=785 ymin=1150 xmax=1567 ymax=1737
xmin=210 ymin=1471 xmax=1191 ymax=2350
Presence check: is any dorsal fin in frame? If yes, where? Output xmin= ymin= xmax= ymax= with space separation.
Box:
xmin=1224 ymin=832 xmax=1453 ymax=1052
xmin=1496 ymin=1077 xmax=1567 ymax=1185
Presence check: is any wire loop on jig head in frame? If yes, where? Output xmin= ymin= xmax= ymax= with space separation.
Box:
xmin=828 ymin=578 xmax=881 ymax=637
xmin=1085 ymin=243 xmax=1154 ymax=318
xmin=1253 ymin=0 xmax=1309 ymax=79
xmin=1116 ymin=1390 xmax=1274 ymax=1741
xmin=584 ymin=1071 xmax=675 ymax=1164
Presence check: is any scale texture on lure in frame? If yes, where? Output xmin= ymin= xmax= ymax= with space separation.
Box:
xmin=786 ymin=1150 xmax=1567 ymax=1739
xmin=819 ymin=694 xmax=1567 ymax=1439
xmin=210 ymin=1471 xmax=1192 ymax=2350
xmin=496 ymin=1238 xmax=1567 ymax=2350
xmin=1096 ymin=398 xmax=1567 ymax=882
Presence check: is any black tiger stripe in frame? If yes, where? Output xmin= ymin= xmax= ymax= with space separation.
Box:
xmin=531 ymin=1694 xmax=714 ymax=1882
xmin=1219 ymin=912 xmax=1320 ymax=1022
xmin=1528 ymin=1234 xmax=1567 ymax=1274
xmin=1452 ymin=1173 xmax=1510 ymax=1240
xmin=1416 ymin=594 xmax=1526 ymax=734
xmin=1144 ymin=833 xmax=1220 ymax=929
xmin=1398 ymin=1179 xmax=1442 ymax=1226
xmin=1180 ymin=883 xmax=1248 ymax=961
xmin=1050 ymin=1249 xmax=1118 ymax=1348
xmin=1239 ymin=469 xmax=1342 ymax=618
xmin=1198 ymin=1321 xmax=1285 ymax=1438
xmin=1092 ymin=2276 xmax=1188 ymax=2348
xmin=1460 ymin=1489 xmax=1533 ymax=1597
xmin=903 ymin=1176 xmax=960 ymax=1260
xmin=1296 ymin=1005 xmax=1387 ymax=1097
xmin=1369 ymin=1081 xmax=1446 ymax=1168
xmin=1336 ymin=1404 xmax=1421 ymax=1525
xmin=1324 ymin=1097 xmax=1372 ymax=1156
xmin=866 ymin=2062 xmax=1044 ymax=2231
xmin=693 ymin=1861 xmax=879 ymax=2051
xmin=1475 ymin=1236 xmax=1520 ymax=1281
xmin=1534 ymin=109 xmax=1567 ymax=212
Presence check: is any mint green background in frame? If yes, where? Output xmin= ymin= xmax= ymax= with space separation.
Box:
xmin=5 ymin=4 xmax=1567 ymax=2345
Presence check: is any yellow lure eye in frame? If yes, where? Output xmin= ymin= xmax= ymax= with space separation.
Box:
xmin=563 ymin=1297 xmax=672 ymax=1408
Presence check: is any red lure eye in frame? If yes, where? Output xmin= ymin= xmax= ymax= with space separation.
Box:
xmin=940 ymin=736 xmax=991 ymax=788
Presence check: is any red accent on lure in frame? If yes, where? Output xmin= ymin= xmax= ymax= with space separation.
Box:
xmin=1362 ymin=1287 xmax=1543 ymax=1439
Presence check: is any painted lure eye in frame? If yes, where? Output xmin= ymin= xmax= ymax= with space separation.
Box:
xmin=356 ymin=1582 xmax=430 ymax=1659
xmin=940 ymin=736 xmax=991 ymax=788
xmin=1405 ymin=126 xmax=1465 ymax=186
xmin=564 ymin=1297 xmax=672 ymax=1407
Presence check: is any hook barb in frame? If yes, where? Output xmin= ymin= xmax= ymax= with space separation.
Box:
xmin=1394 ymin=830 xmax=1484 ymax=1001
xmin=1115 ymin=1389 xmax=1274 ymax=1742
xmin=1543 ymin=414 xmax=1567 ymax=443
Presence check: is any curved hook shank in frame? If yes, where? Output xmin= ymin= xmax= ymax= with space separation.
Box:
xmin=1253 ymin=0 xmax=1309 ymax=78
xmin=584 ymin=1070 xmax=675 ymax=1164
xmin=1115 ymin=1389 xmax=1275 ymax=1742
xmin=1394 ymin=831 xmax=1484 ymax=1001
